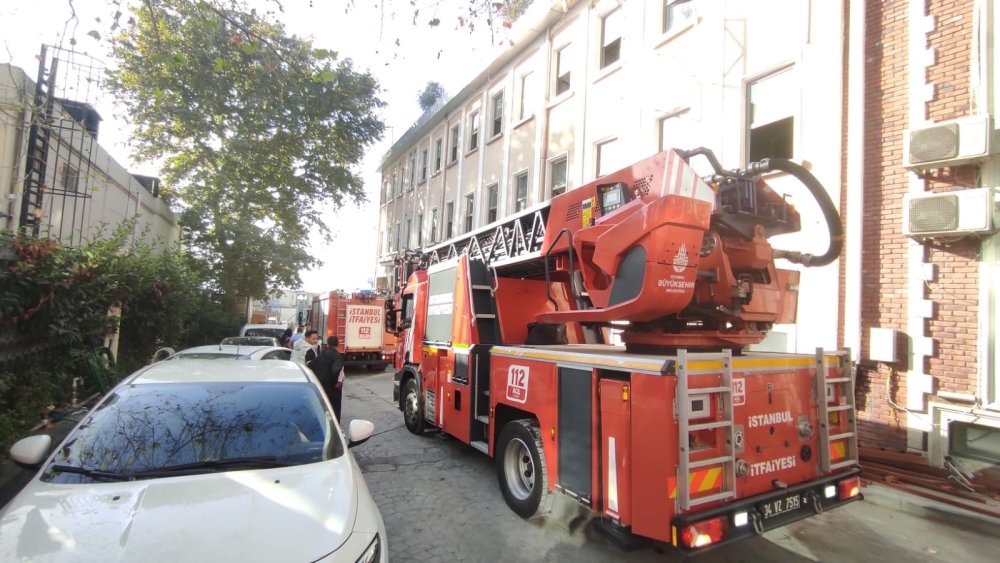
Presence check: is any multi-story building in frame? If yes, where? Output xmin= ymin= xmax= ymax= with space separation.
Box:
xmin=376 ymin=0 xmax=1000 ymax=467
xmin=1 ymin=62 xmax=179 ymax=247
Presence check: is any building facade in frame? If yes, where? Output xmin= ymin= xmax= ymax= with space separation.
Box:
xmin=1 ymin=63 xmax=179 ymax=247
xmin=376 ymin=0 xmax=1000 ymax=466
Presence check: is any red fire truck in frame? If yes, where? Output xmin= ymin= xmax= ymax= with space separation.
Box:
xmin=386 ymin=148 xmax=859 ymax=552
xmin=311 ymin=291 xmax=395 ymax=371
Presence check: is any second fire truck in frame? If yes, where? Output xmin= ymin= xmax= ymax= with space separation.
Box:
xmin=386 ymin=147 xmax=859 ymax=553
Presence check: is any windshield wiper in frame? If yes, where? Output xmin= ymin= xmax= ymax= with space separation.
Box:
xmin=131 ymin=455 xmax=289 ymax=477
xmin=49 ymin=464 xmax=129 ymax=481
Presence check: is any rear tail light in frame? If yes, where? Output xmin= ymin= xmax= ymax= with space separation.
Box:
xmin=678 ymin=516 xmax=727 ymax=549
xmin=837 ymin=476 xmax=861 ymax=500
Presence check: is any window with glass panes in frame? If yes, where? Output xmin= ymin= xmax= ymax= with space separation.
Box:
xmin=446 ymin=201 xmax=455 ymax=238
xmin=550 ymin=156 xmax=568 ymax=197
xmin=487 ymin=183 xmax=498 ymax=222
xmin=491 ymin=92 xmax=504 ymax=137
xmin=420 ymin=149 xmax=428 ymax=181
xmin=518 ymin=72 xmax=534 ymax=120
xmin=450 ymin=125 xmax=460 ymax=163
xmin=600 ymin=8 xmax=622 ymax=69
xmin=431 ymin=208 xmax=439 ymax=242
xmin=663 ymin=0 xmax=695 ymax=34
xmin=464 ymin=193 xmax=475 ymax=232
xmin=514 ymin=171 xmax=528 ymax=211
xmin=434 ymin=138 xmax=443 ymax=171
xmin=469 ymin=111 xmax=480 ymax=150
xmin=554 ymin=45 xmax=571 ymax=96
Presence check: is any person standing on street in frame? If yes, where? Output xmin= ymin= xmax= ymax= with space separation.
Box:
xmin=292 ymin=330 xmax=320 ymax=365
xmin=289 ymin=325 xmax=306 ymax=346
xmin=308 ymin=335 xmax=345 ymax=422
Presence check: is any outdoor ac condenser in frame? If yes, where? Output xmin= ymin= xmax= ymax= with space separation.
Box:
xmin=903 ymin=187 xmax=999 ymax=240
xmin=904 ymin=114 xmax=994 ymax=170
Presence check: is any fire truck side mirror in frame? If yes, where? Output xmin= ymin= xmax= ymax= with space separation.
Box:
xmin=385 ymin=299 xmax=398 ymax=334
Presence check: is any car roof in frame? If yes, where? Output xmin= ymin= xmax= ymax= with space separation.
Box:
xmin=242 ymin=324 xmax=288 ymax=329
xmin=132 ymin=359 xmax=310 ymax=384
xmin=174 ymin=345 xmax=282 ymax=355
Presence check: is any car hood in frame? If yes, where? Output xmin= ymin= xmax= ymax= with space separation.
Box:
xmin=0 ymin=458 xmax=359 ymax=563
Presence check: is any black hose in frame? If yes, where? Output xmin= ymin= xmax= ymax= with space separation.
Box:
xmin=744 ymin=158 xmax=844 ymax=267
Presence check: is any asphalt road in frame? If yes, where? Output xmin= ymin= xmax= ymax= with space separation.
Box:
xmin=342 ymin=368 xmax=1000 ymax=563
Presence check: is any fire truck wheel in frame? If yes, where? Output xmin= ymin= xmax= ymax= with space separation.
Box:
xmin=401 ymin=377 xmax=425 ymax=434
xmin=496 ymin=419 xmax=552 ymax=519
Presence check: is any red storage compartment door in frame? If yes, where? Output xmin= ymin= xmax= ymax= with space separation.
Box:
xmin=600 ymin=378 xmax=631 ymax=525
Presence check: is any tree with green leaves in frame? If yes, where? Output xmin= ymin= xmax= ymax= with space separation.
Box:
xmin=106 ymin=0 xmax=384 ymax=308
xmin=417 ymin=81 xmax=446 ymax=112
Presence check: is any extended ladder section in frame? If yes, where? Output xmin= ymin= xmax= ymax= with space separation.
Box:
xmin=468 ymin=260 xmax=499 ymax=455
xmin=675 ymin=349 xmax=738 ymax=511
xmin=467 ymin=260 xmax=502 ymax=345
xmin=814 ymin=349 xmax=859 ymax=473
xmin=336 ymin=299 xmax=348 ymax=341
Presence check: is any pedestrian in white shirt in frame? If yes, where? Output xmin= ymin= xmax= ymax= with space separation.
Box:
xmin=292 ymin=330 xmax=320 ymax=364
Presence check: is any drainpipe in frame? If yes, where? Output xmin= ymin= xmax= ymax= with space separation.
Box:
xmin=844 ymin=0 xmax=865 ymax=363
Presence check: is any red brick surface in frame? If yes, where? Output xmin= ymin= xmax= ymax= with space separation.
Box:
xmin=856 ymin=0 xmax=978 ymax=451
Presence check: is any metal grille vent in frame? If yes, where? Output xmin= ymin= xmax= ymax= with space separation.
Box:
xmin=565 ymin=202 xmax=581 ymax=221
xmin=908 ymin=194 xmax=959 ymax=233
xmin=909 ymin=123 xmax=960 ymax=164
xmin=632 ymin=175 xmax=653 ymax=197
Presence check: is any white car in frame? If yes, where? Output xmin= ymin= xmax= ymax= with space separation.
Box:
xmin=240 ymin=323 xmax=290 ymax=341
xmin=166 ymin=344 xmax=292 ymax=361
xmin=0 ymin=360 xmax=387 ymax=562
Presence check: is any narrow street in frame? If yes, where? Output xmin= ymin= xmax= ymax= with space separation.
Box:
xmin=343 ymin=369 xmax=1000 ymax=563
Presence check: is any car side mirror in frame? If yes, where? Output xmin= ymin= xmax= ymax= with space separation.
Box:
xmin=384 ymin=299 xmax=398 ymax=334
xmin=10 ymin=435 xmax=52 ymax=466
xmin=347 ymin=419 xmax=375 ymax=448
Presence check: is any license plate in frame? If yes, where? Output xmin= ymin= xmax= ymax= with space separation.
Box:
xmin=759 ymin=493 xmax=802 ymax=520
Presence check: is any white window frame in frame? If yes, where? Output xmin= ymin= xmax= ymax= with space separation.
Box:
xmin=491 ymin=91 xmax=504 ymax=138
xmin=549 ymin=155 xmax=568 ymax=198
xmin=744 ymin=64 xmax=797 ymax=165
xmin=486 ymin=182 xmax=499 ymax=223
xmin=464 ymin=193 xmax=475 ymax=233
xmin=468 ymin=110 xmax=480 ymax=152
xmin=514 ymin=170 xmax=529 ymax=211
xmin=663 ymin=0 xmax=696 ymax=35
xmin=595 ymin=137 xmax=620 ymax=178
xmin=518 ymin=71 xmax=534 ymax=121
xmin=445 ymin=200 xmax=455 ymax=239
xmin=553 ymin=44 xmax=572 ymax=97
xmin=434 ymin=137 xmax=443 ymax=171
xmin=600 ymin=7 xmax=622 ymax=70
xmin=416 ymin=213 xmax=423 ymax=246
xmin=449 ymin=124 xmax=461 ymax=164
xmin=407 ymin=153 xmax=416 ymax=190
xmin=430 ymin=208 xmax=439 ymax=243
xmin=420 ymin=148 xmax=428 ymax=182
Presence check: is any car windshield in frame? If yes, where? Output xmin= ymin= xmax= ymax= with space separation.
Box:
xmin=221 ymin=336 xmax=278 ymax=346
xmin=171 ymin=352 xmax=248 ymax=360
xmin=43 ymin=381 xmax=342 ymax=483
xmin=244 ymin=327 xmax=287 ymax=340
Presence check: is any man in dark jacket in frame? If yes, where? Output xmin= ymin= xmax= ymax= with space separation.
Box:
xmin=308 ymin=335 xmax=345 ymax=422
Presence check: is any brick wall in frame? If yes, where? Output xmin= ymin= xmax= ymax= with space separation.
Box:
xmin=858 ymin=0 xmax=910 ymax=451
xmin=857 ymin=0 xmax=978 ymax=452
xmin=923 ymin=0 xmax=979 ymax=398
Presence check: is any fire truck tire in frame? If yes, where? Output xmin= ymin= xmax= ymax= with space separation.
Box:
xmin=496 ymin=419 xmax=552 ymax=519
xmin=401 ymin=377 xmax=425 ymax=434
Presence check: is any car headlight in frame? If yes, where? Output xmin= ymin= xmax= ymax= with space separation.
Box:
xmin=356 ymin=534 xmax=381 ymax=563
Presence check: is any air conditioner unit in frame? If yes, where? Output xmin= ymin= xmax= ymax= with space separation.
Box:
xmin=904 ymin=114 xmax=994 ymax=170
xmin=903 ymin=187 xmax=999 ymax=239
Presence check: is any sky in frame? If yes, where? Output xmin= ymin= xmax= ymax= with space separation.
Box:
xmin=0 ymin=0 xmax=507 ymax=293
